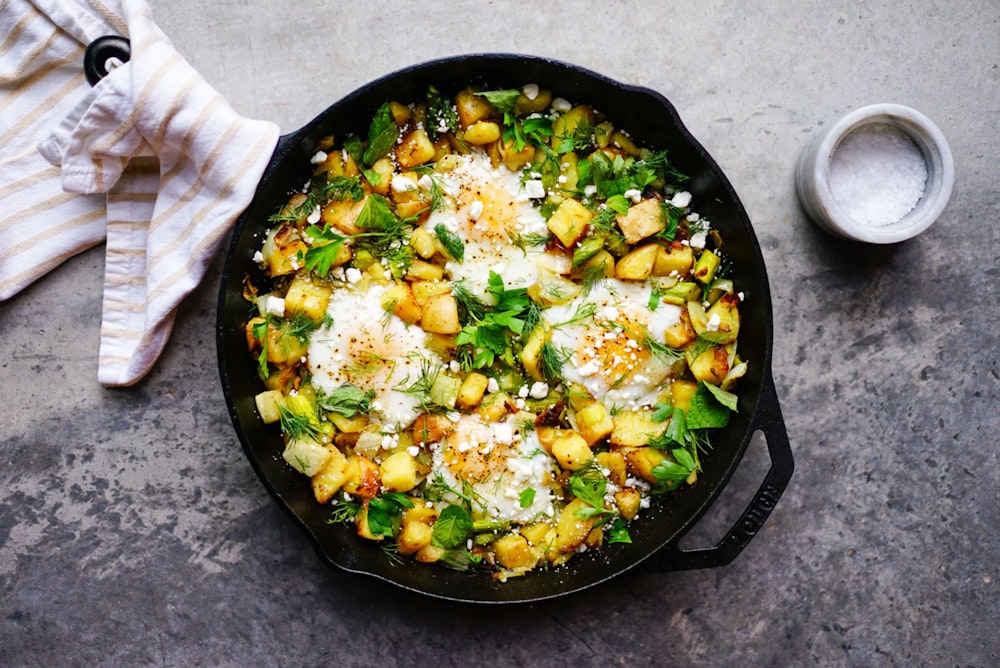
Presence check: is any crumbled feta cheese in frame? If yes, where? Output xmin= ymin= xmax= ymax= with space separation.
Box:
xmin=449 ymin=360 xmax=461 ymax=373
xmin=624 ymin=188 xmax=643 ymax=203
xmin=391 ymin=175 xmax=417 ymax=193
xmin=469 ymin=199 xmax=484 ymax=221
xmin=494 ymin=422 xmax=514 ymax=444
xmin=671 ymin=191 xmax=692 ymax=208
xmin=517 ymin=385 xmax=530 ymax=399
xmin=262 ymin=295 xmax=285 ymax=317
xmin=307 ymin=206 xmax=321 ymax=224
xmin=706 ymin=312 xmax=722 ymax=331
xmin=407 ymin=445 xmax=420 ymax=457
xmin=688 ymin=231 xmax=708 ymax=249
xmin=528 ymin=381 xmax=549 ymax=399
xmin=487 ymin=377 xmax=500 ymax=393
xmin=522 ymin=83 xmax=540 ymax=100
xmin=252 ymin=250 xmax=264 ymax=264
xmin=523 ymin=179 xmax=546 ymax=199
xmin=345 ymin=267 xmax=363 ymax=283
xmin=310 ymin=150 xmax=328 ymax=164
xmin=417 ymin=174 xmax=435 ymax=191
xmin=552 ymin=97 xmax=572 ymax=112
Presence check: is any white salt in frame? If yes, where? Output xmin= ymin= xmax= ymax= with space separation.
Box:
xmin=829 ymin=123 xmax=928 ymax=227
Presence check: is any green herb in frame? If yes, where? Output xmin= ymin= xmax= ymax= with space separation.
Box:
xmin=431 ymin=504 xmax=474 ymax=549
xmin=303 ymin=225 xmax=349 ymax=276
xmin=508 ymin=230 xmax=550 ymax=255
xmin=640 ymin=325 xmax=685 ymax=365
xmin=568 ymin=463 xmax=616 ymax=525
xmin=687 ymin=382 xmax=738 ymax=429
xmin=251 ymin=315 xmax=270 ymax=380
xmin=605 ymin=194 xmax=631 ymax=215
xmin=317 ymin=384 xmax=375 ymax=418
xmin=434 ymin=223 xmax=464 ymax=263
xmin=538 ymin=341 xmax=569 ymax=384
xmin=607 ymin=517 xmax=632 ymax=544
xmin=324 ymin=175 xmax=366 ymax=202
xmin=555 ymin=121 xmax=604 ymax=155
xmin=475 ymin=88 xmax=551 ymax=152
xmin=365 ymin=492 xmax=414 ymax=538
xmin=519 ymin=487 xmax=536 ymax=509
xmin=454 ymin=272 xmax=537 ymax=369
xmin=655 ymin=200 xmax=682 ymax=241
xmin=648 ymin=285 xmax=663 ymax=311
xmin=362 ymin=102 xmax=399 ymax=166
xmin=281 ymin=313 xmax=322 ymax=343
xmin=326 ymin=496 xmax=361 ymax=524
xmin=277 ymin=403 xmax=322 ymax=441
xmin=426 ymin=85 xmax=459 ymax=137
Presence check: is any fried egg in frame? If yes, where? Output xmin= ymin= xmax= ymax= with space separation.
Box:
xmin=544 ymin=279 xmax=684 ymax=408
xmin=308 ymin=281 xmax=432 ymax=430
xmin=430 ymin=413 xmax=557 ymax=523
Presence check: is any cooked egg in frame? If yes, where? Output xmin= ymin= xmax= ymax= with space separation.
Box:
xmin=308 ymin=282 xmax=432 ymax=430
xmin=430 ymin=413 xmax=557 ymax=523
xmin=545 ymin=279 xmax=683 ymax=408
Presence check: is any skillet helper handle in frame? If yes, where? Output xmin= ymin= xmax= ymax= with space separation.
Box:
xmin=645 ymin=370 xmax=794 ymax=571
xmin=84 ymin=35 xmax=132 ymax=86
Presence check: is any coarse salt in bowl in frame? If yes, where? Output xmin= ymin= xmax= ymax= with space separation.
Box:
xmin=795 ymin=103 xmax=954 ymax=244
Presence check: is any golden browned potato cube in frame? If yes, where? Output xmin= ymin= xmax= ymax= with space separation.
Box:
xmin=662 ymin=309 xmax=697 ymax=349
xmin=520 ymin=521 xmax=552 ymax=546
xmin=410 ymin=280 xmax=451 ymax=305
xmin=493 ymin=533 xmax=533 ymax=569
xmin=456 ymin=372 xmax=490 ymax=410
xmin=552 ymin=105 xmax=596 ymax=138
xmin=687 ymin=345 xmax=730 ymax=385
xmin=551 ymin=497 xmax=596 ymax=556
xmin=405 ymin=259 xmax=445 ymax=282
xmin=558 ymin=152 xmax=580 ymax=193
xmin=552 ymin=431 xmax=593 ymax=471
xmin=595 ymin=450 xmax=627 ymax=487
xmin=610 ymin=130 xmax=641 ymax=157
xmin=653 ymin=243 xmax=695 ymax=276
xmin=463 ymin=120 xmax=502 ymax=146
xmin=397 ymin=518 xmax=434 ymax=555
xmin=396 ymin=128 xmax=436 ymax=168
xmin=420 ymin=292 xmax=461 ymax=334
xmin=615 ymin=243 xmax=660 ymax=281
xmin=367 ymin=156 xmax=394 ymax=195
xmin=409 ymin=226 xmax=438 ymax=259
xmin=380 ymin=281 xmax=422 ymax=325
xmin=311 ymin=446 xmax=349 ymax=503
xmin=546 ymin=198 xmax=593 ymax=248
xmin=389 ymin=100 xmax=410 ymax=125
xmin=321 ymin=149 xmax=360 ymax=179
xmin=414 ymin=543 xmax=445 ymax=563
xmin=515 ymin=87 xmax=552 ymax=115
xmin=669 ymin=379 xmax=699 ymax=411
xmin=614 ymin=487 xmax=643 ymax=520
xmin=534 ymin=426 xmax=565 ymax=455
xmin=625 ymin=446 xmax=669 ymax=483
xmin=254 ymin=389 xmax=284 ymax=424
xmin=476 ymin=391 xmax=511 ymax=423
xmin=499 ymin=137 xmax=536 ymax=172
xmin=246 ymin=317 xmax=308 ymax=366
xmin=610 ymin=409 xmax=667 ymax=448
xmin=267 ymin=239 xmax=309 ymax=277
xmin=379 ymin=450 xmax=418 ymax=493
xmin=702 ymin=293 xmax=741 ymax=344
xmin=455 ymin=88 xmax=495 ymax=127
xmin=575 ymin=401 xmax=614 ymax=446
xmin=320 ymin=197 xmax=366 ymax=235
xmin=616 ymin=198 xmax=664 ymax=244
xmin=411 ymin=412 xmax=454 ymax=444
xmin=329 ymin=412 xmax=366 ymax=433
xmin=343 ymin=453 xmax=381 ymax=498
xmin=284 ymin=274 xmax=332 ymax=322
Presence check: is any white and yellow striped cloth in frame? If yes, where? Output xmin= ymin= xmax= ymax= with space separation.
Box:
xmin=0 ymin=0 xmax=280 ymax=386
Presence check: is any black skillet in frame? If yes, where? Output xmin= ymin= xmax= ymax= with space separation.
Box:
xmin=204 ymin=53 xmax=794 ymax=603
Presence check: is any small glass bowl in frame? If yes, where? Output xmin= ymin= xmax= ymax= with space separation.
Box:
xmin=795 ymin=103 xmax=954 ymax=244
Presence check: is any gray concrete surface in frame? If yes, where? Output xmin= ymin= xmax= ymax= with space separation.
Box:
xmin=2 ymin=1 xmax=998 ymax=665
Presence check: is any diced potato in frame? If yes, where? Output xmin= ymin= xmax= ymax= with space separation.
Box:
xmin=254 ymin=389 xmax=284 ymax=424
xmin=283 ymin=437 xmax=332 ymax=477
xmin=615 ymin=243 xmax=660 ymax=281
xmin=329 ymin=412 xmax=366 ymax=433
xmin=610 ymin=130 xmax=641 ymax=157
xmin=687 ymin=345 xmax=730 ymax=385
xmin=546 ymin=198 xmax=593 ymax=248
xmin=610 ymin=409 xmax=667 ymax=448
xmin=625 ymin=446 xmax=669 ymax=483
xmin=653 ymin=243 xmax=695 ymax=277
xmin=406 ymin=259 xmax=445 ymax=282
xmin=527 ymin=270 xmax=581 ymax=306
xmin=321 ymin=197 xmax=366 ymax=235
xmin=595 ymin=450 xmax=627 ymax=487
xmin=410 ymin=280 xmax=451 ymax=305
xmin=463 ymin=120 xmax=502 ymax=146
xmin=389 ymin=100 xmax=410 ymax=125
xmin=669 ymin=379 xmax=699 ymax=411
xmin=455 ymin=88 xmax=495 ymax=127
xmin=396 ymin=128 xmax=436 ymax=168
xmin=493 ymin=533 xmax=533 ymax=569
xmin=660 ymin=281 xmax=700 ymax=306
xmin=311 ymin=446 xmax=349 ymax=503
xmin=693 ymin=249 xmax=722 ymax=284
xmin=284 ymin=274 xmax=332 ymax=322
xmin=551 ymin=497 xmax=595 ymax=556
xmin=520 ymin=322 xmax=551 ymax=381
xmin=534 ymin=426 xmax=564 ymax=455
xmin=411 ymin=413 xmax=454 ymax=444
xmin=428 ymin=373 xmax=461 ymax=409
xmin=414 ymin=543 xmax=446 ymax=563
xmin=397 ymin=518 xmax=434 ymax=555
xmin=615 ymin=198 xmax=664 ymax=244
xmin=476 ymin=391 xmax=511 ymax=422
xmin=572 ymin=249 xmax=615 ymax=281
xmin=321 ymin=147 xmax=360 ymax=178
xmin=456 ymin=372 xmax=490 ymax=410
xmin=520 ymin=521 xmax=552 ymax=546
xmin=499 ymin=137 xmax=535 ymax=171
xmin=266 ymin=236 xmax=308 ymax=277
xmin=552 ymin=105 xmax=596 ymax=138
xmin=367 ymin=157 xmax=394 ymax=195
xmin=515 ymin=88 xmax=552 ymax=115
xmin=420 ymin=292 xmax=461 ymax=334
xmin=574 ymin=401 xmax=614 ymax=446
xmin=614 ymin=487 xmax=642 ymax=520
xmin=343 ymin=453 xmax=381 ymax=498
xmin=551 ymin=431 xmax=593 ymax=471
xmin=702 ymin=293 xmax=741 ymax=344
xmin=662 ymin=308 xmax=697 ymax=349
xmin=409 ymin=226 xmax=438 ymax=259
xmin=380 ymin=451 xmax=418 ymax=493
xmin=380 ymin=281 xmax=422 ymax=325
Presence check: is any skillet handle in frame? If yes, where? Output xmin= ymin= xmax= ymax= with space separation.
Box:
xmin=642 ymin=370 xmax=794 ymax=571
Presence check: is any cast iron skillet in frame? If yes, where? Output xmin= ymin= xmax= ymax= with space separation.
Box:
xmin=214 ymin=54 xmax=794 ymax=604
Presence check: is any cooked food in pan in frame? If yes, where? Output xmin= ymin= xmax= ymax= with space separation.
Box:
xmin=243 ymin=83 xmax=746 ymax=580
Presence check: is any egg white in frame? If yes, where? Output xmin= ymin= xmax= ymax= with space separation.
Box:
xmin=544 ymin=279 xmax=683 ymax=408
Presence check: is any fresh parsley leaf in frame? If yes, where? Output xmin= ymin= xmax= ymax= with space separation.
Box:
xmin=303 ymin=224 xmax=349 ymax=277
xmin=366 ymin=493 xmax=414 ymax=538
xmin=431 ymin=504 xmax=474 ymax=549
xmin=434 ymin=223 xmax=464 ymax=263
xmin=650 ymin=402 xmax=674 ymax=423
xmin=519 ymin=487 xmax=536 ymax=509
xmin=476 ymin=89 xmax=520 ymax=114
xmin=362 ymin=102 xmax=399 ymax=167
xmin=605 ymin=194 xmax=631 ymax=215
xmin=607 ymin=517 xmax=632 ymax=544
xmin=317 ymin=384 xmax=375 ymax=418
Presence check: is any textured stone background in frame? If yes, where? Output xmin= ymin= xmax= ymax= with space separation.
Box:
xmin=2 ymin=1 xmax=997 ymax=665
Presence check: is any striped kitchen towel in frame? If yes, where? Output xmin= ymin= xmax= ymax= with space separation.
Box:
xmin=0 ymin=0 xmax=280 ymax=386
